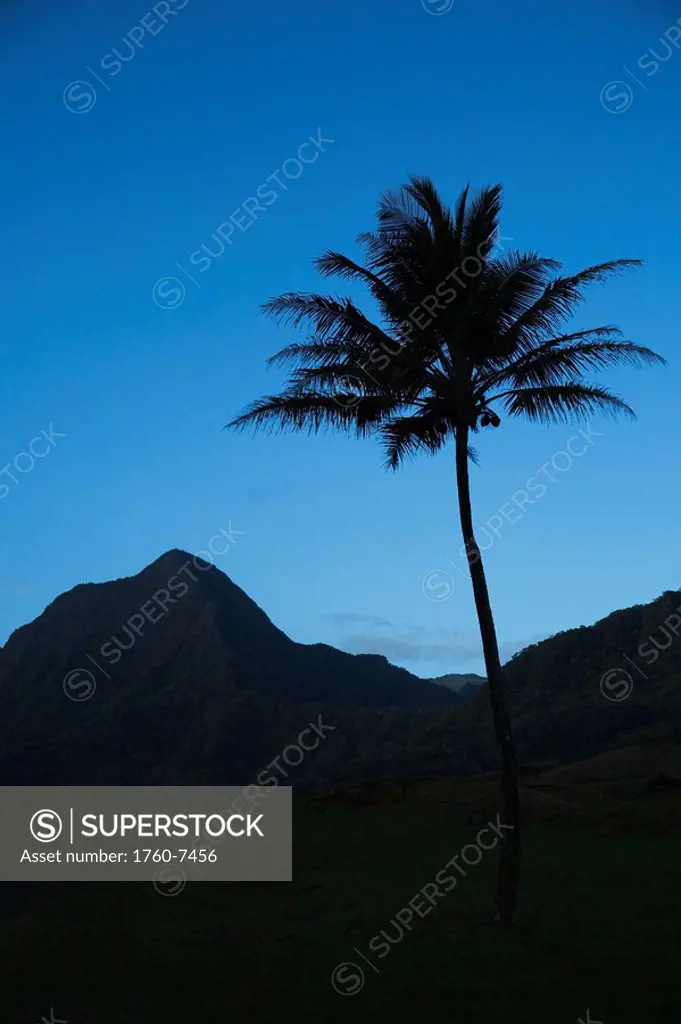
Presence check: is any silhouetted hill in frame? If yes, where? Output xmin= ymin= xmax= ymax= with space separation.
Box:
xmin=0 ymin=550 xmax=458 ymax=786
xmin=448 ymin=588 xmax=681 ymax=773
xmin=430 ymin=672 xmax=486 ymax=694
xmin=504 ymin=588 xmax=681 ymax=765
xmin=1 ymin=555 xmax=680 ymax=787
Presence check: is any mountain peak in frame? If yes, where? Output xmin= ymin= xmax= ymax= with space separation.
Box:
xmin=0 ymin=551 xmax=460 ymax=783
xmin=144 ymin=548 xmax=210 ymax=571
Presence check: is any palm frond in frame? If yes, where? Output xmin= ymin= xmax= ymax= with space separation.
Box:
xmin=313 ymin=249 xmax=411 ymax=325
xmin=465 ymin=252 xmax=563 ymax=361
xmin=313 ymin=250 xmax=393 ymax=302
xmin=266 ymin=340 xmax=352 ymax=369
xmin=376 ymin=179 xmax=432 ymax=235
xmin=502 ymin=259 xmax=642 ymax=350
xmin=404 ymin=176 xmax=454 ymax=237
xmin=262 ymin=292 xmax=396 ymax=358
xmin=380 ymin=412 xmax=450 ymax=469
xmin=226 ymin=391 xmax=386 ymax=436
xmin=487 ymin=333 xmax=665 ymax=389
xmin=498 ymin=383 xmax=635 ymax=424
xmin=453 ymin=183 xmax=470 ymax=241
xmin=463 ymin=184 xmax=503 ymax=259
xmin=287 ymin=363 xmax=412 ymax=403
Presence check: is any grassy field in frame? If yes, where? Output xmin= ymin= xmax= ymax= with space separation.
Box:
xmin=2 ymin=760 xmax=681 ymax=1023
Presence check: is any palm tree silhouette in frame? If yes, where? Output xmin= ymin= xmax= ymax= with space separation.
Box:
xmin=228 ymin=178 xmax=665 ymax=922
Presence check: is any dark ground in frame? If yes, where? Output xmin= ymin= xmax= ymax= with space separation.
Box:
xmin=2 ymin=763 xmax=680 ymax=1024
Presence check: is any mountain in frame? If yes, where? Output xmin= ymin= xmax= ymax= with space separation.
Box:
xmin=427 ymin=588 xmax=681 ymax=774
xmin=503 ymin=588 xmax=681 ymax=766
xmin=0 ymin=549 xmax=458 ymax=786
xmin=429 ymin=672 xmax=486 ymax=695
xmin=1 ymin=551 xmax=680 ymax=788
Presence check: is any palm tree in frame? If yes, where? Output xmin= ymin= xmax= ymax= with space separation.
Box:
xmin=227 ymin=178 xmax=665 ymax=923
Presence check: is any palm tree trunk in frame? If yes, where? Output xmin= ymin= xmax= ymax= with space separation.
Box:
xmin=454 ymin=426 xmax=520 ymax=924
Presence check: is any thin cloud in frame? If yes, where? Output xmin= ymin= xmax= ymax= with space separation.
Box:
xmin=328 ymin=613 xmax=538 ymax=666
xmin=340 ymin=630 xmax=483 ymax=664
xmin=326 ymin=612 xmax=395 ymax=630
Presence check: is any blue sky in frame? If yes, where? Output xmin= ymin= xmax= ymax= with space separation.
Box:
xmin=1 ymin=0 xmax=678 ymax=677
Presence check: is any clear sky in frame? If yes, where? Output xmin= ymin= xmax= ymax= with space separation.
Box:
xmin=1 ymin=0 xmax=678 ymax=677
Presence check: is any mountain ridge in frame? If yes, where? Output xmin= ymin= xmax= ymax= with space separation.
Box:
xmin=1 ymin=550 xmax=679 ymax=787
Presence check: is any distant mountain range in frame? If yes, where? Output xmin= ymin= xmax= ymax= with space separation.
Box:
xmin=0 ymin=551 xmax=679 ymax=787
xmin=430 ymin=672 xmax=486 ymax=696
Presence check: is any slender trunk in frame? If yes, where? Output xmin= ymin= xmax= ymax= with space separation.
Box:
xmin=454 ymin=426 xmax=520 ymax=924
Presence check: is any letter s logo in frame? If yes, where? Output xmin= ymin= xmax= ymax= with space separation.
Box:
xmin=30 ymin=809 xmax=63 ymax=843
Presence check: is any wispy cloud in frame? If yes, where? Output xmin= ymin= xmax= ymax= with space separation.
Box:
xmin=327 ymin=612 xmax=396 ymax=630
xmin=340 ymin=631 xmax=482 ymax=664
xmin=327 ymin=614 xmax=481 ymax=665
xmin=326 ymin=613 xmax=541 ymax=667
